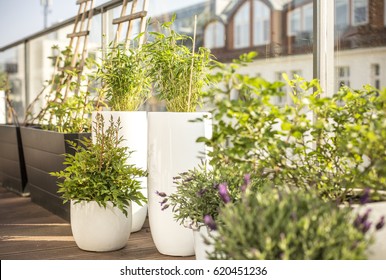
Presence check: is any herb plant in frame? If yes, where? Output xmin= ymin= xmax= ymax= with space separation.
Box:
xmin=97 ymin=41 xmax=150 ymax=111
xmin=51 ymin=113 xmax=147 ymax=216
xmin=158 ymin=162 xmax=260 ymax=228
xmin=145 ymin=16 xmax=212 ymax=112
xmin=209 ymin=186 xmax=377 ymax=260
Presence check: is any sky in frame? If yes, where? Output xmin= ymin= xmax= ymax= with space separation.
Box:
xmin=0 ymin=0 xmax=205 ymax=47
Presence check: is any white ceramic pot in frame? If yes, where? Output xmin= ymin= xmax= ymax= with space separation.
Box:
xmin=92 ymin=111 xmax=147 ymax=233
xmin=355 ymin=201 xmax=386 ymax=259
xmin=70 ymin=200 xmax=132 ymax=252
xmin=193 ymin=225 xmax=216 ymax=260
xmin=148 ymin=112 xmax=212 ymax=256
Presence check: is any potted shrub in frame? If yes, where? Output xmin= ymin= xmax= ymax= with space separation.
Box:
xmin=0 ymin=73 xmax=28 ymax=195
xmin=20 ymin=46 xmax=99 ymax=220
xmin=158 ymin=162 xmax=260 ymax=259
xmin=93 ymin=39 xmax=150 ymax=232
xmin=144 ymin=17 xmax=213 ymax=256
xmin=208 ymin=185 xmax=383 ymax=260
xmin=51 ymin=114 xmax=147 ymax=252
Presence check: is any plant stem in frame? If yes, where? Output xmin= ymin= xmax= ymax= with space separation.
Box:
xmin=188 ymin=15 xmax=197 ymax=112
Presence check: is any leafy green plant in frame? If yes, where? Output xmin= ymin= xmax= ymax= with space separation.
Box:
xmin=200 ymin=67 xmax=386 ymax=202
xmin=145 ymin=16 xmax=212 ymax=112
xmin=0 ymin=71 xmax=8 ymax=91
xmin=209 ymin=186 xmax=377 ymax=260
xmin=158 ymin=162 xmax=261 ymax=228
xmin=24 ymin=45 xmax=100 ymax=133
xmin=97 ymin=40 xmax=150 ymax=111
xmin=51 ymin=113 xmax=147 ymax=216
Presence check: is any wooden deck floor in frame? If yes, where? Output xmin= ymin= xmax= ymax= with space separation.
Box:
xmin=0 ymin=186 xmax=194 ymax=260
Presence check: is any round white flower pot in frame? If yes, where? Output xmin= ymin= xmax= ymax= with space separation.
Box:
xmin=92 ymin=111 xmax=147 ymax=233
xmin=193 ymin=225 xmax=216 ymax=260
xmin=70 ymin=200 xmax=132 ymax=252
xmin=148 ymin=112 xmax=212 ymax=256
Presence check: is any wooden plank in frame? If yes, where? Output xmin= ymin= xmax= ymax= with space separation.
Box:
xmin=0 ymin=187 xmax=194 ymax=260
xmin=66 ymin=31 xmax=90 ymax=38
xmin=76 ymin=0 xmax=90 ymax=4
xmin=113 ymin=11 xmax=147 ymax=25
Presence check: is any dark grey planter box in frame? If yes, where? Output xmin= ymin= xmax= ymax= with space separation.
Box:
xmin=0 ymin=124 xmax=28 ymax=195
xmin=20 ymin=126 xmax=90 ymax=221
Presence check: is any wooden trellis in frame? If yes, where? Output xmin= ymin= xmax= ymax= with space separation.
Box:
xmin=61 ymin=0 xmax=95 ymax=97
xmin=113 ymin=0 xmax=149 ymax=48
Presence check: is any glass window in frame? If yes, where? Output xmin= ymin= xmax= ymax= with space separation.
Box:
xmin=303 ymin=4 xmax=313 ymax=32
xmin=371 ymin=64 xmax=380 ymax=89
xmin=336 ymin=66 xmax=350 ymax=90
xmin=253 ymin=0 xmax=270 ymax=46
xmin=234 ymin=1 xmax=251 ymax=49
xmin=204 ymin=21 xmax=225 ymax=49
xmin=352 ymin=0 xmax=368 ymax=26
xmin=288 ymin=8 xmax=301 ymax=36
xmin=335 ymin=0 xmax=349 ymax=29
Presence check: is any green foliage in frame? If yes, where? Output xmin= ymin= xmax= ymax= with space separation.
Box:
xmin=209 ymin=186 xmax=371 ymax=260
xmin=51 ymin=114 xmax=147 ymax=216
xmin=0 ymin=71 xmax=8 ymax=90
xmin=97 ymin=40 xmax=150 ymax=111
xmin=25 ymin=45 xmax=100 ymax=133
xmin=201 ymin=66 xmax=386 ymax=201
xmin=145 ymin=17 xmax=212 ymax=112
xmin=163 ymin=162 xmax=261 ymax=227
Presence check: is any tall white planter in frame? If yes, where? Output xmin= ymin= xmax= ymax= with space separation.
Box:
xmin=71 ymin=200 xmax=132 ymax=252
xmin=92 ymin=111 xmax=147 ymax=232
xmin=148 ymin=112 xmax=212 ymax=256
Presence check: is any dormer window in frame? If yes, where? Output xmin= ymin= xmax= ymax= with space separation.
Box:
xmin=352 ymin=0 xmax=368 ymax=26
xmin=234 ymin=1 xmax=251 ymax=49
xmin=287 ymin=3 xmax=313 ymax=36
xmin=234 ymin=0 xmax=271 ymax=49
xmin=335 ymin=0 xmax=368 ymax=29
xmin=253 ymin=0 xmax=271 ymax=46
xmin=204 ymin=21 xmax=225 ymax=49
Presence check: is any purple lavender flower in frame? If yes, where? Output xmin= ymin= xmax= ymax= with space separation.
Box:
xmin=376 ymin=216 xmax=385 ymax=231
xmin=240 ymin=174 xmax=251 ymax=192
xmin=360 ymin=188 xmax=370 ymax=205
xmin=161 ymin=204 xmax=169 ymax=211
xmin=353 ymin=214 xmax=361 ymax=228
xmin=204 ymin=215 xmax=217 ymax=231
xmin=360 ymin=208 xmax=372 ymax=224
xmin=156 ymin=191 xmax=167 ymax=197
xmin=218 ymin=183 xmax=231 ymax=203
xmin=362 ymin=221 xmax=372 ymax=233
xmin=159 ymin=198 xmax=168 ymax=206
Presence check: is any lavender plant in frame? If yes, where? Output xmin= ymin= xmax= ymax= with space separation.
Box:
xmin=157 ymin=162 xmax=260 ymax=228
xmin=209 ymin=186 xmax=384 ymax=260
